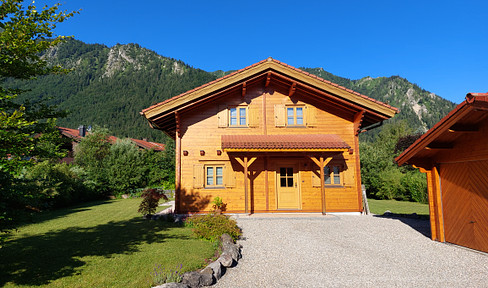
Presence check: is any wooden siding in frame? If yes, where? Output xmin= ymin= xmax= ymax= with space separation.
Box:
xmin=177 ymin=83 xmax=361 ymax=213
xmin=440 ymin=161 xmax=488 ymax=253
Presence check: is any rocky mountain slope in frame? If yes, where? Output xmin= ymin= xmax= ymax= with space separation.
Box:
xmin=10 ymin=39 xmax=456 ymax=143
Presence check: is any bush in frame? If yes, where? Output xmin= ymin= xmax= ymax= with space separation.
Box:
xmin=402 ymin=170 xmax=428 ymax=203
xmin=138 ymin=188 xmax=168 ymax=216
xmin=185 ymin=214 xmax=241 ymax=242
xmin=20 ymin=161 xmax=97 ymax=209
xmin=105 ymin=139 xmax=146 ymax=196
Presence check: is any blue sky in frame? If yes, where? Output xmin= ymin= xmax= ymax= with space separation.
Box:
xmin=47 ymin=0 xmax=487 ymax=104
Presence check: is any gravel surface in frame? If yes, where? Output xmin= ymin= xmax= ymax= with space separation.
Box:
xmin=214 ymin=214 xmax=488 ymax=288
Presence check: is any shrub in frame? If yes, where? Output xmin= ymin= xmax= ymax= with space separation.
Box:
xmin=105 ymin=139 xmax=146 ymax=196
xmin=402 ymin=170 xmax=428 ymax=203
xmin=185 ymin=214 xmax=241 ymax=242
xmin=138 ymin=188 xmax=168 ymax=216
xmin=151 ymin=263 xmax=184 ymax=286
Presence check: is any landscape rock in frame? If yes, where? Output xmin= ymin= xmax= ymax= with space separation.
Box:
xmin=207 ymin=261 xmax=222 ymax=280
xmin=152 ymin=283 xmax=190 ymax=288
xmin=217 ymin=252 xmax=234 ymax=267
xmin=181 ymin=271 xmax=212 ymax=288
xmin=121 ymin=194 xmax=129 ymax=199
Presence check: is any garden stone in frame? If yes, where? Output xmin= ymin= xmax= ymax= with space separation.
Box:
xmin=217 ymin=252 xmax=234 ymax=267
xmin=221 ymin=233 xmax=233 ymax=244
xmin=182 ymin=271 xmax=212 ymax=288
xmin=199 ymin=271 xmax=214 ymax=286
xmin=152 ymin=283 xmax=190 ymax=288
xmin=207 ymin=261 xmax=222 ymax=280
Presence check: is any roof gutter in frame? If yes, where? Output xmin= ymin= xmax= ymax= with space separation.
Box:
xmin=359 ymin=120 xmax=384 ymax=134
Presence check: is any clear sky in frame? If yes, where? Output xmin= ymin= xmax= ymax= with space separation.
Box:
xmin=46 ymin=0 xmax=487 ymax=104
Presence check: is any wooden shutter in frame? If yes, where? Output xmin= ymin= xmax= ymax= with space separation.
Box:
xmin=217 ymin=106 xmax=228 ymax=128
xmin=312 ymin=169 xmax=321 ymax=187
xmin=306 ymin=105 xmax=317 ymax=127
xmin=224 ymin=164 xmax=236 ymax=188
xmin=248 ymin=105 xmax=260 ymax=128
xmin=274 ymin=104 xmax=285 ymax=127
xmin=193 ymin=164 xmax=204 ymax=188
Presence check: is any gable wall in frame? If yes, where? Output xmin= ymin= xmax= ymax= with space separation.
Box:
xmin=178 ymin=83 xmax=361 ymax=213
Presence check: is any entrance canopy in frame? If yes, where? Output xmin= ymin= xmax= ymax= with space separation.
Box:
xmin=221 ymin=134 xmax=351 ymax=152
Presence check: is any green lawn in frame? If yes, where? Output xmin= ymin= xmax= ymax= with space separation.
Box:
xmin=0 ymin=199 xmax=215 ymax=288
xmin=368 ymin=199 xmax=430 ymax=216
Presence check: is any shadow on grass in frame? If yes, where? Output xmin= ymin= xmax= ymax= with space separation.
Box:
xmin=18 ymin=200 xmax=114 ymax=228
xmin=0 ymin=217 xmax=188 ymax=286
xmin=374 ymin=214 xmax=431 ymax=238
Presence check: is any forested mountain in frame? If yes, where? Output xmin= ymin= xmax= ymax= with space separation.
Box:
xmin=9 ymin=39 xmax=456 ymax=143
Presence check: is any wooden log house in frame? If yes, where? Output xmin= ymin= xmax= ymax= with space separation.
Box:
xmin=141 ymin=58 xmax=397 ymax=214
xmin=396 ymin=93 xmax=488 ymax=253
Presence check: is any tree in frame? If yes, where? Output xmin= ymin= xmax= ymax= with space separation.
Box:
xmin=0 ymin=0 xmax=77 ymax=243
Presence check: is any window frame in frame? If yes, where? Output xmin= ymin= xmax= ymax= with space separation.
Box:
xmin=205 ymin=165 xmax=224 ymax=188
xmin=229 ymin=106 xmax=248 ymax=127
xmin=285 ymin=105 xmax=305 ymax=127
xmin=324 ymin=165 xmax=342 ymax=186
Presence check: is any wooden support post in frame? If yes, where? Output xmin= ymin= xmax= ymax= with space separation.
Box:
xmin=423 ymin=169 xmax=438 ymax=241
xmin=432 ymin=165 xmax=445 ymax=242
xmin=175 ymin=112 xmax=181 ymax=214
xmin=265 ymin=156 xmax=269 ymax=211
xmin=309 ymin=155 xmax=333 ymax=215
xmin=244 ymin=156 xmax=249 ymax=214
xmin=319 ymin=156 xmax=326 ymax=215
xmin=354 ymin=111 xmax=365 ymax=212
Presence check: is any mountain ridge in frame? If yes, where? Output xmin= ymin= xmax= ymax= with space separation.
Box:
xmin=10 ymin=39 xmax=456 ymax=143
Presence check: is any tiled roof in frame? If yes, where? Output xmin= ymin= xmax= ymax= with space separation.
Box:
xmin=130 ymin=138 xmax=165 ymax=151
xmin=221 ymin=134 xmax=351 ymax=151
xmin=56 ymin=126 xmax=165 ymax=151
xmin=142 ymin=58 xmax=398 ymax=114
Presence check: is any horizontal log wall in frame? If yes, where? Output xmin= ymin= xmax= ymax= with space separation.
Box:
xmin=178 ymin=84 xmax=361 ymax=213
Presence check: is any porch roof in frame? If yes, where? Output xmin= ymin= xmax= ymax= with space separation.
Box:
xmin=221 ymin=134 xmax=351 ymax=152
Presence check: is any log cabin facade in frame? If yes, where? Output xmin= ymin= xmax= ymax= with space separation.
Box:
xmin=142 ymin=58 xmax=397 ymax=214
xmin=396 ymin=93 xmax=488 ymax=253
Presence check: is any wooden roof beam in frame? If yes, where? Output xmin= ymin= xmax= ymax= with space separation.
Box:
xmin=425 ymin=142 xmax=453 ymax=150
xmin=448 ymin=124 xmax=478 ymax=133
xmin=288 ymin=82 xmax=297 ymax=97
xmin=265 ymin=72 xmax=271 ymax=87
xmin=242 ymin=82 xmax=247 ymax=97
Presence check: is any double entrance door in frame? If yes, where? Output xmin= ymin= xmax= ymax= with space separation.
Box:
xmin=276 ymin=162 xmax=300 ymax=209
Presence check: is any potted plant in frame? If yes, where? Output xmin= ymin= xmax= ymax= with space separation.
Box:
xmin=211 ymin=196 xmax=225 ymax=215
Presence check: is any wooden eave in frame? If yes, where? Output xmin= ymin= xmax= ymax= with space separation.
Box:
xmin=396 ymin=93 xmax=488 ymax=167
xmin=141 ymin=58 xmax=398 ymax=134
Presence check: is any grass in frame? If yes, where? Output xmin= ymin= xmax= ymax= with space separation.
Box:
xmin=0 ymin=198 xmax=215 ymax=288
xmin=368 ymin=199 xmax=430 ymax=216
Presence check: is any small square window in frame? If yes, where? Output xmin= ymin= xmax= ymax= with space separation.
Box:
xmin=229 ymin=106 xmax=247 ymax=127
xmin=205 ymin=165 xmax=224 ymax=187
xmin=286 ymin=106 xmax=305 ymax=126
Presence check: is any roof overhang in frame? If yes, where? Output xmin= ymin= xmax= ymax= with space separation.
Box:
xmin=141 ymin=58 xmax=398 ymax=138
xmin=395 ymin=93 xmax=488 ymax=168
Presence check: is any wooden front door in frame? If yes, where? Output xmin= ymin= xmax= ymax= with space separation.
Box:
xmin=276 ymin=164 xmax=300 ymax=209
xmin=441 ymin=160 xmax=488 ymax=253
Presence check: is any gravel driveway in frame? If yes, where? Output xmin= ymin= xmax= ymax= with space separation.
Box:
xmin=214 ymin=214 xmax=488 ymax=287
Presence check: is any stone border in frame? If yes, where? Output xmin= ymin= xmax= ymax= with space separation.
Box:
xmin=153 ymin=233 xmax=241 ymax=288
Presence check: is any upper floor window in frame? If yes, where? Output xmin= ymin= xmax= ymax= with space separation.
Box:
xmin=229 ymin=107 xmax=247 ymax=127
xmin=287 ymin=106 xmax=304 ymax=126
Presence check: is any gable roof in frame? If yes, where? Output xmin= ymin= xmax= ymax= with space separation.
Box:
xmin=57 ymin=127 xmax=165 ymax=151
xmin=395 ymin=93 xmax=488 ymax=167
xmin=141 ymin=58 xmax=398 ymax=138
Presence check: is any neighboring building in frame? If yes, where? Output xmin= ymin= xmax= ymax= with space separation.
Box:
xmin=396 ymin=93 xmax=488 ymax=253
xmin=141 ymin=58 xmax=397 ymax=214
xmin=57 ymin=126 xmax=165 ymax=163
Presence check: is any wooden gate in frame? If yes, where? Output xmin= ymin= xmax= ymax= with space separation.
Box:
xmin=441 ymin=160 xmax=488 ymax=252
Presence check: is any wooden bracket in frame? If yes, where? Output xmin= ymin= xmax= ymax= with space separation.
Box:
xmin=288 ymin=82 xmax=297 ymax=97
xmin=425 ymin=142 xmax=453 ymax=150
xmin=353 ymin=110 xmax=365 ymax=136
xmin=175 ymin=111 xmax=180 ymax=134
xmin=265 ymin=72 xmax=271 ymax=87
xmin=448 ymin=124 xmax=478 ymax=133
xmin=242 ymin=82 xmax=247 ymax=97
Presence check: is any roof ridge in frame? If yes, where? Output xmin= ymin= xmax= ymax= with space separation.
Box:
xmin=141 ymin=58 xmax=397 ymax=114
